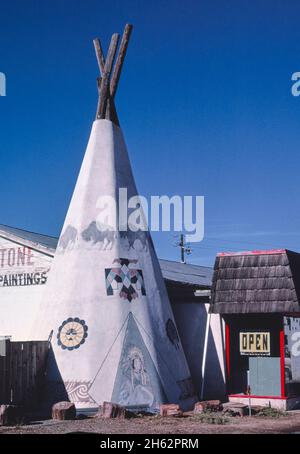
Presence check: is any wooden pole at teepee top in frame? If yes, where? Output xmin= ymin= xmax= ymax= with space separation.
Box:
xmin=93 ymin=39 xmax=105 ymax=75
xmin=94 ymin=39 xmax=119 ymax=125
xmin=97 ymin=33 xmax=119 ymax=120
xmin=93 ymin=24 xmax=133 ymax=125
xmin=110 ymin=24 xmax=133 ymax=99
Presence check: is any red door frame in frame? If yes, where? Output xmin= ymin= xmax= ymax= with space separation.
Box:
xmin=225 ymin=322 xmax=230 ymax=384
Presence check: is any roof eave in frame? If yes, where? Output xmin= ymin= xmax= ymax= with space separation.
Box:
xmin=0 ymin=229 xmax=56 ymax=257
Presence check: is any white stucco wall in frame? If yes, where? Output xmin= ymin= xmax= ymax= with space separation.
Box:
xmin=0 ymin=237 xmax=52 ymax=340
xmin=172 ymin=302 xmax=226 ymax=400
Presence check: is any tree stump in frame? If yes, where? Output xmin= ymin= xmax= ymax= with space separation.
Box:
xmin=100 ymin=401 xmax=126 ymax=419
xmin=0 ymin=405 xmax=21 ymax=426
xmin=160 ymin=404 xmax=183 ymax=417
xmin=52 ymin=401 xmax=76 ymax=420
xmin=194 ymin=400 xmax=222 ymax=414
xmin=222 ymin=402 xmax=248 ymax=417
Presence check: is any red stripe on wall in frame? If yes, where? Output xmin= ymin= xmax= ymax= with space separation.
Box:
xmin=225 ymin=323 xmax=230 ymax=381
xmin=229 ymin=394 xmax=285 ymax=400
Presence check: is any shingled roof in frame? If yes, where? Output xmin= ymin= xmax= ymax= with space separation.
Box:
xmin=211 ymin=249 xmax=300 ymax=314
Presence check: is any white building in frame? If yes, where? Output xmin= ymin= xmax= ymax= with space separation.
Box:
xmin=0 ymin=223 xmax=226 ymax=401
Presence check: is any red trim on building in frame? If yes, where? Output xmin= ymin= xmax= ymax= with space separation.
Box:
xmin=229 ymin=394 xmax=285 ymax=400
xmin=225 ymin=323 xmax=230 ymax=380
xmin=217 ymin=249 xmax=286 ymax=257
xmin=280 ymin=329 xmax=286 ymax=398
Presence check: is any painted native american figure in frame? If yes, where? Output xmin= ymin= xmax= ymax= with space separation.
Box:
xmin=117 ymin=345 xmax=155 ymax=408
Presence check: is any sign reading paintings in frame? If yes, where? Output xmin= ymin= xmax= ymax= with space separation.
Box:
xmin=0 ymin=246 xmax=49 ymax=288
xmin=239 ymin=331 xmax=271 ymax=356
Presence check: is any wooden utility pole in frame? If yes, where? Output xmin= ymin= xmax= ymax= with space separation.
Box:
xmin=178 ymin=234 xmax=191 ymax=264
xmin=180 ymin=234 xmax=185 ymax=263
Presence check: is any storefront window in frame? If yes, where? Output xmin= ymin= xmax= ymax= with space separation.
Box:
xmin=226 ymin=314 xmax=282 ymax=397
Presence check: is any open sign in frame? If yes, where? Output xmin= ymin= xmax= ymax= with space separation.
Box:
xmin=239 ymin=331 xmax=270 ymax=356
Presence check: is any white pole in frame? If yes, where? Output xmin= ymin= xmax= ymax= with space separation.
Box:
xmin=247 ymin=370 xmax=252 ymax=417
xmin=201 ymin=301 xmax=211 ymax=401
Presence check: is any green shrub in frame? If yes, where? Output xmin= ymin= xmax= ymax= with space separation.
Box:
xmin=195 ymin=411 xmax=230 ymax=425
xmin=254 ymin=407 xmax=287 ymax=418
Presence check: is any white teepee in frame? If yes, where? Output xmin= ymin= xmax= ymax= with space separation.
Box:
xmin=32 ymin=25 xmax=197 ymax=413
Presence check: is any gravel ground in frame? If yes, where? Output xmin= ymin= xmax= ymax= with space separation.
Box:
xmin=1 ymin=412 xmax=300 ymax=434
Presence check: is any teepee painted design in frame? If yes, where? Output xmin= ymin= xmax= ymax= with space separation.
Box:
xmin=32 ymin=24 xmax=197 ymax=412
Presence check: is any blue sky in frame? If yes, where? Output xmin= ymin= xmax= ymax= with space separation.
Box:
xmin=0 ymin=0 xmax=300 ymax=266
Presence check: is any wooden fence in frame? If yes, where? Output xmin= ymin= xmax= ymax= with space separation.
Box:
xmin=0 ymin=339 xmax=49 ymax=408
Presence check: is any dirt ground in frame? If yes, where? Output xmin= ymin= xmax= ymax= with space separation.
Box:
xmin=1 ymin=412 xmax=300 ymax=434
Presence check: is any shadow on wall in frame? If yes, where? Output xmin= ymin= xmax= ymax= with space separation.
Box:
xmin=39 ymin=346 xmax=69 ymax=417
xmin=172 ymin=302 xmax=226 ymax=401
xmin=205 ymin=318 xmax=226 ymax=400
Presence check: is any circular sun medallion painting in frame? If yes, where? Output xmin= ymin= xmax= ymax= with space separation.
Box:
xmin=57 ymin=317 xmax=88 ymax=351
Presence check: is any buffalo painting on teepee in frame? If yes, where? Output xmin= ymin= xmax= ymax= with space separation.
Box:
xmin=32 ymin=24 xmax=197 ymax=412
